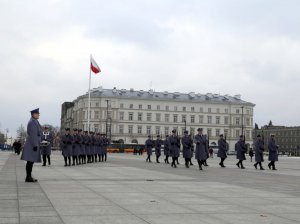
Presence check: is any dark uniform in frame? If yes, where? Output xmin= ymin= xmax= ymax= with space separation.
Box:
xmin=194 ymin=128 xmax=208 ymax=170
xmin=61 ymin=128 xmax=73 ymax=166
xmin=72 ymin=129 xmax=81 ymax=165
xmin=154 ymin=136 xmax=162 ymax=163
xmin=21 ymin=108 xmax=42 ymax=182
xmin=168 ymin=130 xmax=180 ymax=168
xmin=78 ymin=129 xmax=84 ymax=164
xmin=41 ymin=126 xmax=53 ymax=166
xmin=217 ymin=134 xmax=227 ymax=167
xmin=236 ymin=135 xmax=247 ymax=169
xmin=181 ymin=131 xmax=193 ymax=168
xmin=145 ymin=136 xmax=154 ymax=162
xmin=103 ymin=135 xmax=110 ymax=161
xmin=268 ymin=135 xmax=278 ymax=170
xmin=13 ymin=141 xmax=22 ymax=155
xmin=163 ymin=135 xmax=170 ymax=164
xmin=254 ymin=135 xmax=264 ymax=170
xmin=82 ymin=131 xmax=89 ymax=164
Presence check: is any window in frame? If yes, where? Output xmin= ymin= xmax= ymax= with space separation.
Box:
xmin=156 ymin=113 xmax=161 ymax=122
xmin=139 ymin=104 xmax=142 ymax=109
xmin=165 ymin=114 xmax=170 ymax=122
xmin=182 ymin=115 xmax=186 ymax=122
xmin=138 ymin=126 xmax=142 ymax=134
xmin=207 ymin=116 xmax=212 ymax=124
xmin=190 ymin=115 xmax=195 ymax=123
xmin=94 ymin=124 xmax=99 ymax=133
xmin=95 ymin=102 xmax=99 ymax=107
xmin=246 ymin=130 xmax=250 ymax=138
xmin=155 ymin=126 xmax=160 ymax=135
xmin=157 ymin=105 xmax=160 ymax=110
xmin=129 ymin=104 xmax=133 ymax=109
xmin=236 ymin=118 xmax=240 ymax=125
xmin=174 ymin=106 xmax=178 ymax=111
xmin=129 ymin=112 xmax=133 ymax=121
xmin=128 ymin=125 xmax=133 ymax=134
xmin=199 ymin=115 xmax=204 ymax=124
xmin=146 ymin=126 xmax=151 ymax=135
xmin=224 ymin=129 xmax=229 ymax=137
xmin=190 ymin=128 xmax=195 ymax=135
xmin=225 ymin=108 xmax=228 ymax=113
xmin=165 ymin=106 xmax=169 ymax=111
xmin=120 ymin=103 xmax=124 ymax=109
xmin=236 ymin=109 xmax=240 ymax=114
xmin=119 ymin=112 xmax=124 ymax=120
xmin=173 ymin=114 xmax=178 ymax=123
xmin=119 ymin=125 xmax=124 ymax=134
xmin=147 ymin=105 xmax=151 ymax=110
xmin=138 ymin=112 xmax=142 ymax=121
xmin=208 ymin=108 xmax=212 ymax=113
xmin=200 ymin=107 xmax=203 ymax=113
xmin=236 ymin=130 xmax=240 ymax=137
xmin=191 ymin=107 xmax=195 ymax=112
xmin=216 ymin=108 xmax=220 ymax=113
xmin=107 ymin=111 xmax=112 ymax=119
xmin=246 ymin=110 xmax=250 ymax=115
xmin=164 ymin=127 xmax=169 ymax=135
xmin=207 ymin=128 xmax=212 ymax=137
xmin=216 ymin=116 xmax=220 ymax=124
xmin=246 ymin=118 xmax=250 ymax=126
xmin=216 ymin=129 xmax=220 ymax=137
xmin=147 ymin=113 xmax=152 ymax=121
xmin=94 ymin=111 xmax=99 ymax=119
xmin=183 ymin=107 xmax=186 ymax=111
xmin=224 ymin=117 xmax=229 ymax=125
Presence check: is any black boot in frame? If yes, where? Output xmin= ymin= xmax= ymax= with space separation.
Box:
xmin=42 ymin=155 xmax=46 ymax=166
xmin=47 ymin=156 xmax=51 ymax=166
xmin=68 ymin=157 xmax=71 ymax=166
xmin=254 ymin=163 xmax=258 ymax=169
xmin=64 ymin=157 xmax=68 ymax=167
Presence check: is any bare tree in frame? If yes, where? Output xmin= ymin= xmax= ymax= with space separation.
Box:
xmin=16 ymin=125 xmax=27 ymax=145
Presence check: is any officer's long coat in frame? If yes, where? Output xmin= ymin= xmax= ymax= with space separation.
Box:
xmin=181 ymin=135 xmax=193 ymax=159
xmin=236 ymin=139 xmax=247 ymax=160
xmin=145 ymin=139 xmax=153 ymax=156
xmin=163 ymin=139 xmax=170 ymax=156
xmin=168 ymin=135 xmax=180 ymax=158
xmin=72 ymin=134 xmax=81 ymax=156
xmin=255 ymin=139 xmax=264 ymax=162
xmin=217 ymin=139 xmax=227 ymax=159
xmin=194 ymin=134 xmax=208 ymax=160
xmin=40 ymin=131 xmax=53 ymax=156
xmin=21 ymin=118 xmax=42 ymax=162
xmin=103 ymin=137 xmax=110 ymax=154
xmin=154 ymin=139 xmax=162 ymax=156
xmin=61 ymin=134 xmax=73 ymax=157
xmin=268 ymin=138 xmax=278 ymax=162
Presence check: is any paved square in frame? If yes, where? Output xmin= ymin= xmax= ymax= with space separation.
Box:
xmin=0 ymin=151 xmax=299 ymax=224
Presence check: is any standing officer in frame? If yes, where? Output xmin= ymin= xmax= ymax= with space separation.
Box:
xmin=78 ymin=129 xmax=84 ymax=164
xmin=103 ymin=134 xmax=110 ymax=161
xmin=21 ymin=108 xmax=42 ymax=182
xmin=254 ymin=135 xmax=265 ymax=170
xmin=145 ymin=135 xmax=153 ymax=162
xmin=72 ymin=128 xmax=80 ymax=166
xmin=90 ymin=132 xmax=96 ymax=163
xmin=83 ymin=131 xmax=89 ymax=164
xmin=168 ymin=129 xmax=180 ymax=168
xmin=217 ymin=134 xmax=227 ymax=168
xmin=181 ymin=130 xmax=193 ymax=168
xmin=268 ymin=134 xmax=278 ymax=170
xmin=155 ymin=135 xmax=162 ymax=163
xmin=41 ymin=126 xmax=53 ymax=166
xmin=163 ymin=135 xmax=170 ymax=164
xmin=61 ymin=128 xmax=73 ymax=167
xmin=236 ymin=135 xmax=247 ymax=169
xmin=194 ymin=128 xmax=208 ymax=170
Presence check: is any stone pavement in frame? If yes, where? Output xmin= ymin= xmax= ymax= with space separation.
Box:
xmin=0 ymin=151 xmax=300 ymax=224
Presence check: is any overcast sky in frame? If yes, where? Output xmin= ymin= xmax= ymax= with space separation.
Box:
xmin=1 ymin=0 xmax=300 ymax=137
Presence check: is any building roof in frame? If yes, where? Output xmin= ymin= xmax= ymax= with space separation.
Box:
xmin=77 ymin=87 xmax=255 ymax=106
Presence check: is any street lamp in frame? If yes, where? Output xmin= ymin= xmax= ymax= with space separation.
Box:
xmin=105 ymin=100 xmax=110 ymax=136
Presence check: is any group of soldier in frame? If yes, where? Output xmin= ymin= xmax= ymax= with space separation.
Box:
xmin=61 ymin=128 xmax=110 ymax=167
xmin=144 ymin=128 xmax=279 ymax=171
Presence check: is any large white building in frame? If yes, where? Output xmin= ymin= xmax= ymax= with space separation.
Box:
xmin=61 ymin=87 xmax=255 ymax=151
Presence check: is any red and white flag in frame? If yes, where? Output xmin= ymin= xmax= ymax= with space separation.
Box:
xmin=90 ymin=56 xmax=101 ymax=74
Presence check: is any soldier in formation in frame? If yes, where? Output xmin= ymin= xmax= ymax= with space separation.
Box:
xmin=168 ymin=129 xmax=180 ymax=168
xmin=194 ymin=128 xmax=208 ymax=170
xmin=254 ymin=134 xmax=265 ymax=170
xmin=163 ymin=135 xmax=170 ymax=164
xmin=181 ymin=130 xmax=193 ymax=168
xmin=154 ymin=135 xmax=162 ymax=163
xmin=236 ymin=135 xmax=247 ymax=169
xmin=145 ymin=135 xmax=153 ymax=163
xmin=268 ymin=134 xmax=278 ymax=170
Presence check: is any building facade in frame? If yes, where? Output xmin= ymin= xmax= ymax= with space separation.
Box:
xmin=61 ymin=87 xmax=255 ymax=151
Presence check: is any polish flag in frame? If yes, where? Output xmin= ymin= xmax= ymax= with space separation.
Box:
xmin=90 ymin=56 xmax=101 ymax=74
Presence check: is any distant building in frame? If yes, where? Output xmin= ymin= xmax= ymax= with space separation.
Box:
xmin=61 ymin=87 xmax=255 ymax=151
xmin=253 ymin=121 xmax=300 ymax=155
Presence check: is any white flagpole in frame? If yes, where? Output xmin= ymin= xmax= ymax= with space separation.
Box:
xmin=87 ymin=54 xmax=92 ymax=132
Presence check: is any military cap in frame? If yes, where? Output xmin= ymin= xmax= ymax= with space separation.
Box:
xmin=78 ymin=129 xmax=82 ymax=132
xmin=197 ymin=128 xmax=203 ymax=131
xmin=172 ymin=129 xmax=177 ymax=133
xmin=184 ymin=130 xmax=188 ymax=134
xmin=65 ymin=128 xmax=70 ymax=131
xmin=30 ymin=108 xmax=39 ymax=115
xmin=219 ymin=134 xmax=224 ymax=137
xmin=44 ymin=126 xmax=49 ymax=129
xmin=257 ymin=134 xmax=261 ymax=137
xmin=157 ymin=135 xmax=160 ymax=138
xmin=73 ymin=128 xmax=78 ymax=131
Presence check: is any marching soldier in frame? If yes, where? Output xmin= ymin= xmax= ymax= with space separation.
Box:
xmin=194 ymin=128 xmax=208 ymax=170
xmin=145 ymin=135 xmax=153 ymax=162
xmin=41 ymin=126 xmax=53 ymax=166
xmin=61 ymin=128 xmax=73 ymax=167
xmin=268 ymin=134 xmax=278 ymax=170
xmin=236 ymin=135 xmax=247 ymax=169
xmin=217 ymin=134 xmax=227 ymax=168
xmin=72 ymin=128 xmax=80 ymax=166
xmin=21 ymin=108 xmax=42 ymax=182
xmin=254 ymin=135 xmax=265 ymax=170
xmin=154 ymin=135 xmax=162 ymax=163
xmin=168 ymin=129 xmax=180 ymax=168
xmin=163 ymin=135 xmax=170 ymax=164
xmin=181 ymin=130 xmax=193 ymax=168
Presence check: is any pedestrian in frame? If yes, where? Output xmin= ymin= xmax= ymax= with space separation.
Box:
xmin=254 ymin=135 xmax=265 ymax=170
xmin=268 ymin=134 xmax=278 ymax=170
xmin=21 ymin=108 xmax=42 ymax=182
xmin=145 ymin=135 xmax=153 ymax=162
xmin=236 ymin=135 xmax=247 ymax=169
xmin=249 ymin=148 xmax=254 ymax=162
xmin=217 ymin=134 xmax=227 ymax=168
xmin=13 ymin=140 xmax=22 ymax=155
xmin=41 ymin=126 xmax=53 ymax=166
xmin=209 ymin=147 xmax=214 ymax=158
xmin=181 ymin=130 xmax=193 ymax=168
xmin=155 ymin=135 xmax=162 ymax=163
xmin=168 ymin=129 xmax=180 ymax=168
xmin=194 ymin=128 xmax=208 ymax=170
